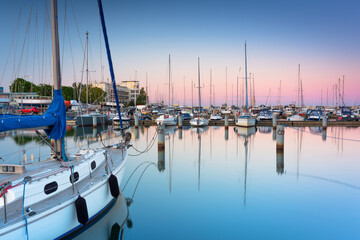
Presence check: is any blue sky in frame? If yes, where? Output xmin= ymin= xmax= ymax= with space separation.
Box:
xmin=0 ymin=0 xmax=359 ymax=106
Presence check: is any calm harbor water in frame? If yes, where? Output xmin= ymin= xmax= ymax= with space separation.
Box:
xmin=1 ymin=125 xmax=359 ymax=239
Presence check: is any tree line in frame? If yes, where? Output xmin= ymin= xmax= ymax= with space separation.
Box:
xmin=10 ymin=78 xmax=106 ymax=103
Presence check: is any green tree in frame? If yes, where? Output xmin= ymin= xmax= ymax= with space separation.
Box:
xmin=61 ymin=86 xmax=74 ymax=100
xmin=10 ymin=78 xmax=33 ymax=93
xmin=80 ymin=85 xmax=106 ymax=104
xmin=127 ymin=100 xmax=135 ymax=107
xmin=38 ymin=84 xmax=52 ymax=97
xmin=136 ymin=87 xmax=147 ymax=105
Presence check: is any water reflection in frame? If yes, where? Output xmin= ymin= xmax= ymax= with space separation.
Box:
xmin=276 ymin=149 xmax=284 ymax=174
xmin=258 ymin=126 xmax=272 ymax=134
xmin=1 ymin=125 xmax=360 ymax=239
xmin=74 ymin=191 xmax=129 ymax=240
xmin=234 ymin=126 xmax=257 ymax=137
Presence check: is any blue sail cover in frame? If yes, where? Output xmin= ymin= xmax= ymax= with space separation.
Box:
xmin=0 ymin=90 xmax=66 ymax=140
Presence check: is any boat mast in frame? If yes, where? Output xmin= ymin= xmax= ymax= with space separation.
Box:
xmin=97 ymin=0 xmax=123 ymax=128
xmin=146 ymin=72 xmax=148 ymax=106
xmin=210 ymin=69 xmax=212 ymax=107
xmin=183 ymin=76 xmax=186 ymax=106
xmin=169 ymin=54 xmax=171 ymax=107
xmin=245 ymin=42 xmax=248 ymax=111
xmin=298 ymin=64 xmax=300 ymax=108
xmin=198 ymin=57 xmax=201 ymax=115
xmin=226 ymin=67 xmax=228 ymax=106
xmin=86 ymin=31 xmax=89 ymax=113
xmin=50 ymin=0 xmax=63 ymax=159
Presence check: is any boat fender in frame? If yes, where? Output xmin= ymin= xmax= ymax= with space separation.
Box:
xmin=109 ymin=223 xmax=121 ymax=240
xmin=75 ymin=196 xmax=88 ymax=225
xmin=108 ymin=174 xmax=120 ymax=198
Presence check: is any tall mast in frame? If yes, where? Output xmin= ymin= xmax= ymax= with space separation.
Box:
xmin=342 ymin=75 xmax=345 ymax=106
xmin=249 ymin=73 xmax=252 ymax=107
xmin=169 ymin=54 xmax=171 ymax=107
xmin=98 ymin=0 xmax=124 ymax=128
xmin=213 ymin=84 xmax=215 ymax=106
xmin=198 ymin=57 xmax=201 ymax=113
xmin=236 ymin=76 xmax=239 ymax=108
xmin=183 ymin=76 xmax=186 ymax=106
xmin=51 ymin=0 xmax=61 ymax=91
xmin=245 ymin=42 xmax=248 ymax=110
xmin=298 ymin=64 xmax=300 ymax=107
xmin=191 ymin=79 xmax=193 ymax=113
xmin=86 ymin=31 xmax=89 ymax=113
xmin=225 ymin=67 xmax=228 ymax=106
xmin=210 ymin=69 xmax=212 ymax=106
xmin=253 ymin=74 xmax=255 ymax=106
xmin=146 ymin=72 xmax=148 ymax=106
xmin=321 ymin=89 xmax=323 ymax=106
xmin=327 ymin=87 xmax=328 ymax=107
xmin=50 ymin=0 xmax=63 ymax=159
xmin=232 ymin=84 xmax=233 ymax=106
xmin=338 ymin=78 xmax=341 ymax=107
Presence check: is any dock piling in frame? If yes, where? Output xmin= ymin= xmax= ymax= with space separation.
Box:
xmin=276 ymin=125 xmax=284 ymax=150
xmin=157 ymin=124 xmax=165 ymax=151
xmin=272 ymin=117 xmax=277 ymax=130
xmin=135 ymin=115 xmax=139 ymax=128
xmin=92 ymin=116 xmax=97 ymax=128
xmin=225 ymin=115 xmax=229 ymax=129
xmin=178 ymin=115 xmax=183 ymax=129
xmin=322 ymin=116 xmax=327 ymax=130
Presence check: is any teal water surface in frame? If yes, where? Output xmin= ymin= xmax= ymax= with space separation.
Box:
xmin=1 ymin=126 xmax=359 ymax=239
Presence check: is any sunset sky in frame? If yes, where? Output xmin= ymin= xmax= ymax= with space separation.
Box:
xmin=0 ymin=0 xmax=359 ymax=106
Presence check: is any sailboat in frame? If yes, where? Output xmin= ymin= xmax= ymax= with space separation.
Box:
xmin=156 ymin=54 xmax=177 ymax=126
xmin=236 ymin=42 xmax=256 ymax=127
xmin=76 ymin=32 xmax=109 ymax=127
xmin=190 ymin=58 xmax=209 ymax=127
xmin=0 ymin=0 xmax=129 ymax=239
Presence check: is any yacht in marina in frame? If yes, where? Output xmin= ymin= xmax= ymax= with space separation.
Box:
xmin=0 ymin=1 xmax=130 ymax=238
xmin=235 ymin=42 xmax=256 ymax=128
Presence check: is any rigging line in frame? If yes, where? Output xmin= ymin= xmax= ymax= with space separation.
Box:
xmin=66 ymin=15 xmax=77 ymax=93
xmin=122 ymin=161 xmax=156 ymax=191
xmin=131 ymin=162 xmax=156 ymax=200
xmin=61 ymin=0 xmax=69 ymax=80
xmin=40 ymin=0 xmax=49 ymax=88
xmin=69 ymin=0 xmax=85 ymax=54
xmin=11 ymin=0 xmax=24 ymax=84
xmin=130 ymin=130 xmax=157 ymax=154
xmin=15 ymin=0 xmax=35 ymax=80
xmin=33 ymin=5 xmax=39 ymax=86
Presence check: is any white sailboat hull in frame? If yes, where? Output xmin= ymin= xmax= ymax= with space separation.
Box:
xmin=235 ymin=117 xmax=256 ymax=127
xmin=156 ymin=115 xmax=177 ymax=126
xmin=0 ymin=149 xmax=127 ymax=239
xmin=190 ymin=117 xmax=209 ymax=127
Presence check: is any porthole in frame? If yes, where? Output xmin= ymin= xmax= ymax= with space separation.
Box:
xmin=44 ymin=181 xmax=58 ymax=195
xmin=91 ymin=161 xmax=96 ymax=170
xmin=69 ymin=172 xmax=79 ymax=183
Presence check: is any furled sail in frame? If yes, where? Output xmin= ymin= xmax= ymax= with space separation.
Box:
xmin=0 ymin=89 xmax=66 ymax=140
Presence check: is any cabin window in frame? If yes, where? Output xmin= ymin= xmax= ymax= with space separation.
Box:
xmin=2 ymin=166 xmax=8 ymax=172
xmin=44 ymin=182 xmax=58 ymax=195
xmin=91 ymin=161 xmax=96 ymax=170
xmin=69 ymin=172 xmax=79 ymax=183
xmin=8 ymin=166 xmax=14 ymax=172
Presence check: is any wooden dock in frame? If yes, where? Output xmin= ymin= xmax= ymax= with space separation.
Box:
xmin=66 ymin=119 xmax=360 ymax=127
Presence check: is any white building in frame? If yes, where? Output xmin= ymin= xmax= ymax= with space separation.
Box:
xmin=93 ymin=82 xmax=129 ymax=104
xmin=119 ymin=80 xmax=139 ymax=104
